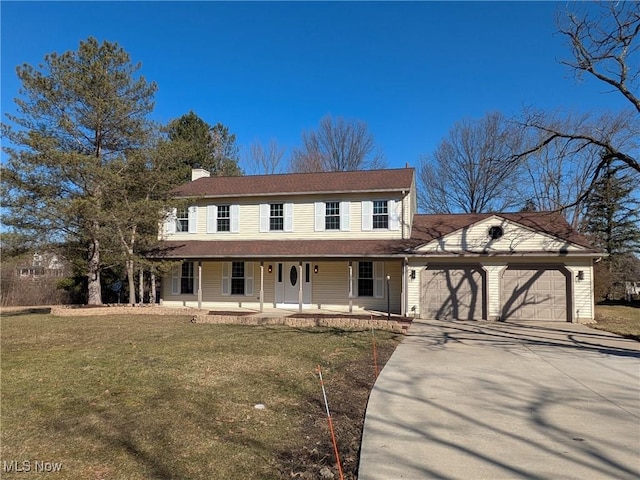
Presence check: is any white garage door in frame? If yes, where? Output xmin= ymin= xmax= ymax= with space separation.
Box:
xmin=420 ymin=266 xmax=484 ymax=320
xmin=501 ymin=267 xmax=568 ymax=321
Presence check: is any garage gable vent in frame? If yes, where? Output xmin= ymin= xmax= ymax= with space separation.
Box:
xmin=488 ymin=225 xmax=504 ymax=240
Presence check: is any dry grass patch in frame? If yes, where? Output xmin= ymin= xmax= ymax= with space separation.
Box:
xmin=1 ymin=312 xmax=400 ymax=479
xmin=592 ymin=305 xmax=640 ymax=341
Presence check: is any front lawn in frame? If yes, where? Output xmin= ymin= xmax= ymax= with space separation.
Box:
xmin=592 ymin=305 xmax=640 ymax=341
xmin=0 ymin=312 xmax=400 ymax=479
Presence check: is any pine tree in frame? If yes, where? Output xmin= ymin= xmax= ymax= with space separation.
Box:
xmin=1 ymin=37 xmax=157 ymax=304
xmin=582 ymin=159 xmax=640 ymax=299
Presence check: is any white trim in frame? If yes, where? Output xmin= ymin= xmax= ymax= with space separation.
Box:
xmin=340 ymin=201 xmax=350 ymax=231
xmin=284 ymin=203 xmax=294 ymax=232
xmin=314 ymin=202 xmax=325 ymax=232
xmin=207 ymin=205 xmax=217 ymax=233
xmin=362 ymin=200 xmax=373 ymax=231
xmin=230 ymin=204 xmax=240 ymax=233
xmin=188 ymin=206 xmax=198 ymax=234
xmin=259 ymin=204 xmax=269 ymax=232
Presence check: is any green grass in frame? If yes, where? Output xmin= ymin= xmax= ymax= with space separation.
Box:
xmin=1 ymin=312 xmax=400 ymax=479
xmin=592 ymin=305 xmax=640 ymax=341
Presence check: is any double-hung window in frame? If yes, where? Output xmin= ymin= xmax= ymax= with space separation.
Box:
xmin=357 ymin=261 xmax=384 ymax=298
xmin=176 ymin=207 xmax=189 ymax=232
xmin=217 ymin=205 xmax=230 ymax=232
xmin=231 ymin=261 xmax=245 ymax=295
xmin=222 ymin=261 xmax=254 ymax=296
xmin=314 ymin=201 xmax=350 ymax=232
xmin=171 ymin=261 xmax=195 ymax=295
xmin=325 ymin=202 xmax=340 ymax=230
xmin=362 ymin=200 xmax=398 ymax=231
xmin=373 ymin=200 xmax=389 ymax=229
xmin=358 ymin=261 xmax=374 ymax=297
xmin=270 ymin=203 xmax=284 ymax=231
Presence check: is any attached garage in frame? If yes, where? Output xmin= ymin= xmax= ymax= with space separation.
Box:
xmin=501 ymin=267 xmax=569 ymax=321
xmin=420 ymin=265 xmax=485 ymax=320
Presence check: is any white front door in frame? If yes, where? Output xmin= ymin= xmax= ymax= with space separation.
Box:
xmin=277 ymin=262 xmax=311 ymax=306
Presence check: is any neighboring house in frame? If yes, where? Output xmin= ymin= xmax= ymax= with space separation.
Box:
xmin=17 ymin=252 xmax=66 ymax=278
xmin=156 ymin=168 xmax=602 ymax=323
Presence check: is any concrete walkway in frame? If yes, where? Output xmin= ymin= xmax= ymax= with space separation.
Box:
xmin=359 ymin=320 xmax=640 ymax=480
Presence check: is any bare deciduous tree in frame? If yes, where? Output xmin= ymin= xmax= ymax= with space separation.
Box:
xmin=246 ymin=139 xmax=285 ymax=175
xmin=518 ymin=2 xmax=639 ymax=180
xmin=290 ymin=115 xmax=385 ymax=172
xmin=418 ymin=112 xmax=524 ymax=214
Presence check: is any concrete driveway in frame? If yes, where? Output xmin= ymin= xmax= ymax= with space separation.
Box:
xmin=359 ymin=320 xmax=640 ymax=480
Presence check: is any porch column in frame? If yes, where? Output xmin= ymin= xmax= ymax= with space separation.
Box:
xmin=260 ymin=262 xmax=264 ymax=313
xmin=348 ymin=261 xmax=353 ymax=313
xmin=197 ymin=261 xmax=202 ymax=309
xmin=298 ymin=261 xmax=303 ymax=313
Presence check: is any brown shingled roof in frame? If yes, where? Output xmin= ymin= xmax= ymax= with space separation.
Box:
xmin=172 ymin=168 xmax=415 ymax=198
xmin=410 ymin=212 xmax=596 ymax=250
xmin=154 ymin=239 xmax=416 ymax=259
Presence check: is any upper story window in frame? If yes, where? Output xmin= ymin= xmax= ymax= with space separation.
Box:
xmin=362 ymin=200 xmax=399 ymax=232
xmin=315 ymin=201 xmax=350 ymax=232
xmin=217 ymin=205 xmax=230 ymax=232
xmin=270 ymin=203 xmax=284 ymax=231
xmin=260 ymin=203 xmax=293 ymax=232
xmin=373 ymin=200 xmax=389 ymax=229
xmin=325 ymin=202 xmax=340 ymax=230
xmin=207 ymin=204 xmax=238 ymax=233
xmin=176 ymin=207 xmax=189 ymax=232
xmin=166 ymin=206 xmax=197 ymax=235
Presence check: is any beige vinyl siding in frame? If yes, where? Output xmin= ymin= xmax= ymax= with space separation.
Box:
xmin=164 ymin=193 xmax=406 ymax=241
xmin=161 ymin=259 xmax=403 ymax=314
xmin=566 ymin=263 xmax=595 ymax=321
xmin=485 ymin=263 xmax=508 ymax=320
xmin=417 ymin=217 xmax=585 ymax=253
xmin=406 ymin=260 xmax=423 ymax=317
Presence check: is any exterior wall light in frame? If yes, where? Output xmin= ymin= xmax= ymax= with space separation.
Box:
xmin=268 ymin=265 xmax=273 ymax=273
xmin=411 ymin=269 xmax=416 ymax=280
xmin=577 ymin=270 xmax=584 ymax=281
xmin=314 ymin=265 xmax=319 ymax=274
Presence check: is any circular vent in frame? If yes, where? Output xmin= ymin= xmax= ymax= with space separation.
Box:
xmin=488 ymin=226 xmax=504 ymax=240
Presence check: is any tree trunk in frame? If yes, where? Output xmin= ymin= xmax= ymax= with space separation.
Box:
xmin=87 ymin=237 xmax=102 ymax=305
xmin=151 ymin=272 xmax=157 ymax=304
xmin=139 ymin=268 xmax=144 ymax=304
xmin=126 ymin=259 xmax=136 ymax=306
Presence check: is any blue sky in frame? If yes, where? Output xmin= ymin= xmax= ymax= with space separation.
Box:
xmin=1 ymin=1 xmax=628 ymax=173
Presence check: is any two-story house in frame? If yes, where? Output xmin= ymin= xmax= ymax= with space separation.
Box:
xmin=157 ymin=167 xmax=601 ymax=323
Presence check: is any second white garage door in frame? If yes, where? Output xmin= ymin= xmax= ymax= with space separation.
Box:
xmin=420 ymin=266 xmax=485 ymax=320
xmin=501 ymin=267 xmax=568 ymax=321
